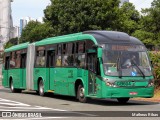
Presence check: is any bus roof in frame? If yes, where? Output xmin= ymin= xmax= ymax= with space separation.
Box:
xmin=35 ymin=32 xmax=98 ymax=46
xmin=4 ymin=30 xmax=144 ymax=52
xmin=5 ymin=42 xmax=29 ymax=52
xmin=35 ymin=30 xmax=144 ymax=47
xmin=83 ymin=30 xmax=144 ymax=45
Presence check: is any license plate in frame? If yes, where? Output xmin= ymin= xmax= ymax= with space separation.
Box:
xmin=116 ymin=81 xmax=132 ymax=86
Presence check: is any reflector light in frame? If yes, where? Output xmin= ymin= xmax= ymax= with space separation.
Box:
xmin=129 ymin=92 xmax=137 ymax=95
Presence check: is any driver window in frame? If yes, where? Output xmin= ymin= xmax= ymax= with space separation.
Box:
xmin=103 ymin=51 xmax=118 ymax=74
xmin=103 ymin=51 xmax=117 ymax=66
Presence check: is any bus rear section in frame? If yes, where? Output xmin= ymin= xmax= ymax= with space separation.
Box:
xmin=2 ymin=43 xmax=29 ymax=92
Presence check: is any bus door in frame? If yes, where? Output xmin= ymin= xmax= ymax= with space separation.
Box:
xmin=3 ymin=56 xmax=10 ymax=87
xmin=20 ymin=53 xmax=27 ymax=88
xmin=87 ymin=53 xmax=97 ymax=95
xmin=47 ymin=50 xmax=55 ymax=90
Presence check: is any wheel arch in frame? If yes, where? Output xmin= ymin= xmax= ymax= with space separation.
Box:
xmin=74 ymin=78 xmax=85 ymax=97
xmin=37 ymin=77 xmax=44 ymax=90
xmin=9 ymin=76 xmax=13 ymax=87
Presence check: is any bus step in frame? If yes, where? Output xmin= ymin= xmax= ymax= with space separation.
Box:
xmin=47 ymin=90 xmax=54 ymax=93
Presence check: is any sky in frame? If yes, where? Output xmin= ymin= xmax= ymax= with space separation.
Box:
xmin=130 ymin=0 xmax=152 ymax=11
xmin=11 ymin=0 xmax=51 ymax=26
xmin=11 ymin=0 xmax=153 ymax=26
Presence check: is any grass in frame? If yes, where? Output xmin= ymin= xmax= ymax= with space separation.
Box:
xmin=154 ymin=87 xmax=160 ymax=98
xmin=132 ymin=87 xmax=160 ymax=102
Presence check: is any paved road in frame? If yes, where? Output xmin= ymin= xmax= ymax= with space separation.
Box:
xmin=0 ymin=87 xmax=159 ymax=120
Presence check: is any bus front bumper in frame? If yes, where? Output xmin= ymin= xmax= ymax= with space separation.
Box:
xmin=102 ymin=86 xmax=154 ymax=98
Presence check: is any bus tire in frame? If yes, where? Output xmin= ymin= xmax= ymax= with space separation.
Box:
xmin=117 ymin=98 xmax=130 ymax=104
xmin=77 ymin=84 xmax=87 ymax=103
xmin=10 ymin=80 xmax=22 ymax=93
xmin=36 ymin=90 xmax=39 ymax=94
xmin=10 ymin=80 xmax=16 ymax=93
xmin=16 ymin=89 xmax=22 ymax=93
xmin=39 ymin=80 xmax=45 ymax=96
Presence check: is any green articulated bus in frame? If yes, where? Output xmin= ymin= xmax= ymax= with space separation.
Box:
xmin=2 ymin=30 xmax=154 ymax=103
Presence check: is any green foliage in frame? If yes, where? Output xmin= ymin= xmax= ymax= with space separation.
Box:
xmin=132 ymin=30 xmax=154 ymax=45
xmin=19 ymin=0 xmax=143 ymax=43
xmin=137 ymin=0 xmax=160 ymax=45
xmin=9 ymin=37 xmax=18 ymax=45
xmin=4 ymin=37 xmax=18 ymax=49
xmin=149 ymin=52 xmax=160 ymax=81
xmin=44 ymin=0 xmax=120 ymax=35
xmin=19 ymin=21 xmax=54 ymax=43
xmin=18 ymin=0 xmax=160 ymax=47
xmin=117 ymin=2 xmax=140 ymax=34
xmin=4 ymin=42 xmax=14 ymax=49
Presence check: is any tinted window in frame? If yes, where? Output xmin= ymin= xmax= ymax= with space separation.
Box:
xmin=10 ymin=52 xmax=16 ymax=68
xmin=35 ymin=50 xmax=46 ymax=67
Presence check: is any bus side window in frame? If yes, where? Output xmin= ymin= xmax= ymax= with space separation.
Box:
xmin=47 ymin=50 xmax=55 ymax=67
xmin=62 ymin=43 xmax=68 ymax=66
xmin=35 ymin=50 xmax=46 ymax=67
xmin=62 ymin=43 xmax=75 ymax=67
xmin=20 ymin=53 xmax=27 ymax=68
xmin=10 ymin=52 xmax=16 ymax=69
xmin=56 ymin=44 xmax=62 ymax=67
xmin=15 ymin=51 xmax=21 ymax=68
xmin=5 ymin=56 xmax=10 ymax=70
xmin=67 ymin=43 xmax=74 ymax=66
xmin=75 ymin=41 xmax=86 ymax=68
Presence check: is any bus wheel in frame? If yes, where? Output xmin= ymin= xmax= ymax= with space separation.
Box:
xmin=36 ymin=90 xmax=39 ymax=94
xmin=39 ymin=80 xmax=45 ymax=96
xmin=77 ymin=84 xmax=87 ymax=103
xmin=10 ymin=80 xmax=21 ymax=93
xmin=10 ymin=80 xmax=15 ymax=93
xmin=117 ymin=98 xmax=130 ymax=104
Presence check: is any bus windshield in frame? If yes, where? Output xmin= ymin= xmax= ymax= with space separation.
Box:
xmin=102 ymin=44 xmax=152 ymax=77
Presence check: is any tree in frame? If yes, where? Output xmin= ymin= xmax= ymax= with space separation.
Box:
xmin=138 ymin=0 xmax=160 ymax=45
xmin=116 ymin=2 xmax=140 ymax=34
xmin=4 ymin=42 xmax=14 ymax=49
xmin=4 ymin=37 xmax=18 ymax=49
xmin=19 ymin=21 xmax=54 ymax=43
xmin=132 ymin=30 xmax=154 ymax=45
xmin=44 ymin=0 xmax=120 ymax=36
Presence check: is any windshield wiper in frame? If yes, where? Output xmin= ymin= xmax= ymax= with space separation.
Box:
xmin=131 ymin=60 xmax=145 ymax=79
xmin=117 ymin=55 xmax=122 ymax=78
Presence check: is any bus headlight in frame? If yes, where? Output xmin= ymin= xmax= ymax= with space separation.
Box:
xmin=102 ymin=77 xmax=108 ymax=82
xmin=106 ymin=82 xmax=113 ymax=86
xmin=148 ymin=79 xmax=154 ymax=87
xmin=102 ymin=78 xmax=110 ymax=86
xmin=102 ymin=78 xmax=116 ymax=87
